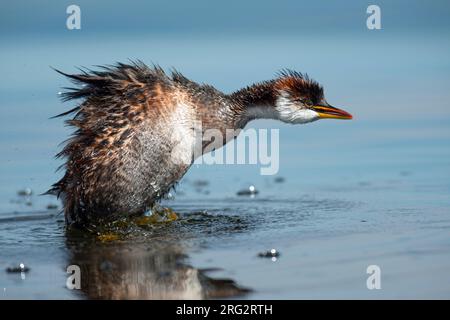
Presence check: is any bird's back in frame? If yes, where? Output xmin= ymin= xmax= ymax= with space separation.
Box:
xmin=50 ymin=62 xmax=200 ymax=224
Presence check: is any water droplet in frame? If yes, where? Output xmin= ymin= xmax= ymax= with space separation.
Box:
xmin=17 ymin=188 xmax=33 ymax=196
xmin=236 ymin=185 xmax=259 ymax=196
xmin=257 ymin=248 xmax=280 ymax=258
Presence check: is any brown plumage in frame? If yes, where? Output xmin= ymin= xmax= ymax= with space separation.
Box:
xmin=48 ymin=61 xmax=351 ymax=226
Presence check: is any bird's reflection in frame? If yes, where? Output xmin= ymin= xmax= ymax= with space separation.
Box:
xmin=64 ymin=219 xmax=250 ymax=299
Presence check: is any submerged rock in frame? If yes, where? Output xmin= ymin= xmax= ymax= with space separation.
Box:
xmin=17 ymin=188 xmax=33 ymax=196
xmin=257 ymin=249 xmax=280 ymax=258
xmin=274 ymin=177 xmax=285 ymax=183
xmin=400 ymin=171 xmax=412 ymax=177
xmin=192 ymin=180 xmax=209 ymax=187
xmin=236 ymin=185 xmax=259 ymax=196
xmin=6 ymin=263 xmax=30 ymax=273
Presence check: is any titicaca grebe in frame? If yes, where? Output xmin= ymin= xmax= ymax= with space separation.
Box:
xmin=48 ymin=61 xmax=352 ymax=225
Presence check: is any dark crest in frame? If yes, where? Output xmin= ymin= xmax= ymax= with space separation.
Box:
xmin=275 ymin=69 xmax=324 ymax=104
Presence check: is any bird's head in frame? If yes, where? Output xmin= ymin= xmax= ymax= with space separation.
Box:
xmin=272 ymin=70 xmax=352 ymax=124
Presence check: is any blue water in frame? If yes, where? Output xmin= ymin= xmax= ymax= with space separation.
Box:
xmin=1 ymin=1 xmax=450 ymax=299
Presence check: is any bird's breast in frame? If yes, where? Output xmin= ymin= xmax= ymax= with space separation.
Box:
xmin=167 ymin=102 xmax=199 ymax=167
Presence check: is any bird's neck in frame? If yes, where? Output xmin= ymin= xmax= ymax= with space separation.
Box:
xmin=229 ymin=80 xmax=279 ymax=128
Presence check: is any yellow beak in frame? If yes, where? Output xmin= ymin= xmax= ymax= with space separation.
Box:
xmin=312 ymin=105 xmax=353 ymax=120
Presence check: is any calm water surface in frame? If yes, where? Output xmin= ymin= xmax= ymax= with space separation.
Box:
xmin=1 ymin=33 xmax=450 ymax=299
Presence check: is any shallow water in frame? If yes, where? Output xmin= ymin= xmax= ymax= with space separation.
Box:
xmin=1 ymin=22 xmax=450 ymax=298
xmin=2 ymin=134 xmax=450 ymax=300
xmin=1 ymin=168 xmax=450 ymax=299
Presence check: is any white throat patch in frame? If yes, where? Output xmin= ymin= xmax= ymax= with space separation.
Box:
xmin=275 ymin=92 xmax=319 ymax=124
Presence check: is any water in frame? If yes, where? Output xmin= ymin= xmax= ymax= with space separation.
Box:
xmin=1 ymin=2 xmax=450 ymax=298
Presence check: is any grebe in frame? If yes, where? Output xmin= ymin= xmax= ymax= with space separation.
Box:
xmin=48 ymin=61 xmax=352 ymax=225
